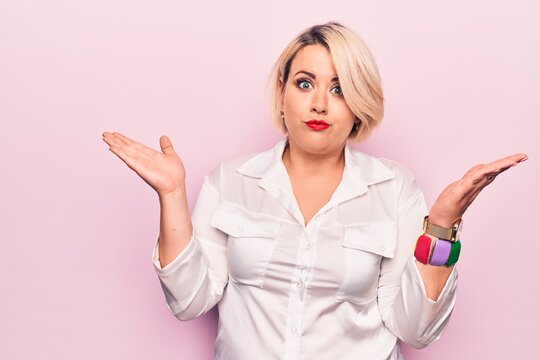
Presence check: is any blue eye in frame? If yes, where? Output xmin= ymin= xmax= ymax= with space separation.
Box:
xmin=296 ymin=79 xmax=312 ymax=90
xmin=295 ymin=78 xmax=343 ymax=97
xmin=331 ymin=86 xmax=343 ymax=96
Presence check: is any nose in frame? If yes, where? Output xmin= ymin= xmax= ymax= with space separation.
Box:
xmin=311 ymin=88 xmax=328 ymax=115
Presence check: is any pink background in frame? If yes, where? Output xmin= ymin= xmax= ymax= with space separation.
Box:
xmin=1 ymin=0 xmax=538 ymax=359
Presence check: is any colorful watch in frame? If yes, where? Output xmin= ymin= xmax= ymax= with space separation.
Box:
xmin=430 ymin=238 xmax=452 ymax=266
xmin=414 ymin=234 xmax=462 ymax=267
xmin=414 ymin=235 xmax=434 ymax=264
xmin=445 ymin=239 xmax=461 ymax=266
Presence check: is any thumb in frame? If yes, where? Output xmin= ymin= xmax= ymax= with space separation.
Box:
xmin=159 ymin=135 xmax=176 ymax=155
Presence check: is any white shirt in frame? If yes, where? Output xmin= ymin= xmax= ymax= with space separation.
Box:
xmin=152 ymin=137 xmax=458 ymax=360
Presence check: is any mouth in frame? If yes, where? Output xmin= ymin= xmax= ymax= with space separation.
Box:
xmin=305 ymin=119 xmax=330 ymax=131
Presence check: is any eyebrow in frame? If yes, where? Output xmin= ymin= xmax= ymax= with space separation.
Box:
xmin=294 ymin=70 xmax=339 ymax=82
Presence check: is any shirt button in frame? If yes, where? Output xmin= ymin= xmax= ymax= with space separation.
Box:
xmin=292 ymin=327 xmax=297 ymax=334
xmin=306 ymin=244 xmax=312 ymax=250
xmin=380 ymin=245 xmax=386 ymax=251
xmin=238 ymin=225 xmax=244 ymax=232
xmin=296 ymin=280 xmax=302 ymax=288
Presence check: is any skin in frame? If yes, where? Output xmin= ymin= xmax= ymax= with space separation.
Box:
xmin=102 ymin=43 xmax=528 ymax=301
xmin=278 ymin=44 xmax=358 ymax=227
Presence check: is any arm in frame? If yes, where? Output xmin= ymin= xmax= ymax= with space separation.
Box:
xmin=420 ymin=153 xmax=527 ymax=301
xmin=101 ymin=132 xmax=229 ymax=321
xmin=377 ymin=151 xmax=527 ymax=348
xmin=415 ymin=248 xmax=455 ymax=302
xmin=152 ymin=163 xmax=229 ymax=321
xmin=377 ymin=174 xmax=458 ymax=349
xmin=157 ymin=185 xmax=193 ymax=268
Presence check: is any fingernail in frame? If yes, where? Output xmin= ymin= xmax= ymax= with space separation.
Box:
xmin=518 ymin=157 xmax=528 ymax=163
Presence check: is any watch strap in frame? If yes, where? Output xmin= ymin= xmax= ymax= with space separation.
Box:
xmin=430 ymin=239 xmax=452 ymax=266
xmin=414 ymin=235 xmax=434 ymax=264
xmin=423 ymin=215 xmax=460 ymax=242
xmin=446 ymin=240 xmax=461 ymax=266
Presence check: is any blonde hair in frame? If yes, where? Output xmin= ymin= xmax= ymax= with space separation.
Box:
xmin=267 ymin=21 xmax=384 ymax=143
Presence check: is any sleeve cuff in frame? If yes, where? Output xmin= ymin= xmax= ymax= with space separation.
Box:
xmin=408 ymin=256 xmax=459 ymax=304
xmin=152 ymin=230 xmax=199 ymax=276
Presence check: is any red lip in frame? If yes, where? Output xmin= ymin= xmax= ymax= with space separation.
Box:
xmin=305 ymin=119 xmax=330 ymax=131
xmin=306 ymin=119 xmax=330 ymax=126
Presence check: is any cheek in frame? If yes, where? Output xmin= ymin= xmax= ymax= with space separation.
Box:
xmin=285 ymin=98 xmax=309 ymax=120
xmin=334 ymin=98 xmax=355 ymax=116
xmin=284 ymin=86 xmax=311 ymax=109
xmin=335 ymin=102 xmax=356 ymax=124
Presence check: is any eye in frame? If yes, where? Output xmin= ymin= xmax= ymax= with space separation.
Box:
xmin=331 ymin=85 xmax=343 ymax=96
xmin=295 ymin=79 xmax=312 ymax=90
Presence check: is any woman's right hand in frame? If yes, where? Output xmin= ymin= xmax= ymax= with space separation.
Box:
xmin=102 ymin=131 xmax=186 ymax=197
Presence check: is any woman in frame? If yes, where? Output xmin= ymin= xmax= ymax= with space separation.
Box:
xmin=102 ymin=22 xmax=527 ymax=359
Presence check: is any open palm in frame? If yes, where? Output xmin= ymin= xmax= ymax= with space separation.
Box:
xmin=429 ymin=152 xmax=528 ymax=227
xmin=102 ymin=131 xmax=186 ymax=196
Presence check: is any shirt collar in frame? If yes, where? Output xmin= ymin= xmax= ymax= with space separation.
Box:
xmin=236 ymin=136 xmax=395 ymax=185
xmin=235 ymin=136 xmax=395 ymax=226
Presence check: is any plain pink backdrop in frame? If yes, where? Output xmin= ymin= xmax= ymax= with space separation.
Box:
xmin=1 ymin=0 xmax=539 ymax=359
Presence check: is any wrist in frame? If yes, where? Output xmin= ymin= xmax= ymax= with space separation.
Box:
xmin=158 ymin=186 xmax=187 ymax=201
xmin=423 ymin=215 xmax=463 ymax=243
xmin=427 ymin=214 xmax=461 ymax=228
xmin=427 ymin=216 xmax=453 ymax=228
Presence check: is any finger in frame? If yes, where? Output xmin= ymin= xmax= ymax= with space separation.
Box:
xmin=488 ymin=153 xmax=528 ymax=172
xmin=466 ymin=155 xmax=527 ymax=202
xmin=103 ymin=133 xmax=124 ymax=148
xmin=478 ymin=157 xmax=521 ymax=182
xmin=456 ymin=154 xmax=528 ymax=208
xmin=113 ymin=132 xmax=135 ymax=145
xmin=160 ymin=135 xmax=176 ymax=155
xmin=465 ymin=153 xmax=528 ymax=182
xmin=119 ymin=143 xmax=154 ymax=167
xmin=462 ymin=165 xmax=502 ymax=205
xmin=476 ymin=164 xmax=500 ymax=182
xmin=107 ymin=138 xmax=155 ymax=164
xmin=460 ymin=164 xmax=496 ymax=199
xmin=111 ymin=133 xmax=130 ymax=147
xmin=109 ymin=145 xmax=138 ymax=171
xmin=469 ymin=162 xmax=507 ymax=185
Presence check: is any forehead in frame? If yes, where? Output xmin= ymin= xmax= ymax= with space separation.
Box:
xmin=290 ymin=44 xmax=337 ymax=78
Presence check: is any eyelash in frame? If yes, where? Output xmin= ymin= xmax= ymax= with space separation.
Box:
xmin=295 ymin=78 xmax=343 ymax=96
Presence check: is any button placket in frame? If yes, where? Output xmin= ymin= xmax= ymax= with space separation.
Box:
xmin=283 ymin=214 xmax=323 ymax=360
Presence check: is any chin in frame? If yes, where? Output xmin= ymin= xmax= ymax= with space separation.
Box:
xmin=290 ymin=133 xmax=336 ymax=154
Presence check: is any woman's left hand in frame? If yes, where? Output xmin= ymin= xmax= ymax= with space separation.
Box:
xmin=428 ymin=153 xmax=529 ymax=227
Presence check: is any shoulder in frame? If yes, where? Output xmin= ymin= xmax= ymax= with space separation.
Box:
xmin=377 ymin=157 xmax=418 ymax=184
xmin=205 ymin=150 xmax=262 ymax=191
xmin=348 ymin=148 xmax=423 ymax=204
xmin=377 ymin=157 xmax=425 ymax=209
xmin=346 ymin=145 xmax=418 ymax=187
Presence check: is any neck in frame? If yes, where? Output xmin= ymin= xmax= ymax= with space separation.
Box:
xmin=282 ymin=137 xmax=346 ymax=175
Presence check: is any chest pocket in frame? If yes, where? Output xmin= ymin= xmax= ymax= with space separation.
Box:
xmin=336 ymin=221 xmax=397 ymax=305
xmin=210 ymin=201 xmax=281 ymax=288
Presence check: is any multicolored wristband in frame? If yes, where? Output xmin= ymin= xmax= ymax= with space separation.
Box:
xmin=414 ymin=234 xmax=461 ymax=267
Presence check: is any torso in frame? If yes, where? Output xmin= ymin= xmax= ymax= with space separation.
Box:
xmin=286 ymin=168 xmax=344 ymax=227
xmin=282 ymin=142 xmax=346 ymax=227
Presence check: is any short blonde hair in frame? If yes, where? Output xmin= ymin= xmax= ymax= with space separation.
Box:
xmin=267 ymin=21 xmax=384 ymax=143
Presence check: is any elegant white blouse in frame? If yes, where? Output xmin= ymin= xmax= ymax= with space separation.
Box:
xmin=152 ymin=137 xmax=458 ymax=360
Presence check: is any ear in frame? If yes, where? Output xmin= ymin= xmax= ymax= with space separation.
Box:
xmin=277 ymin=77 xmax=285 ymax=109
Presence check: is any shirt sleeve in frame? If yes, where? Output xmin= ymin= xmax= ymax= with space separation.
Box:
xmin=151 ymin=162 xmax=229 ymax=321
xmin=377 ymin=164 xmax=459 ymax=349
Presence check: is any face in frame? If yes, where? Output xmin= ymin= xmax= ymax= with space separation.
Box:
xmin=278 ymin=44 xmax=357 ymax=156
